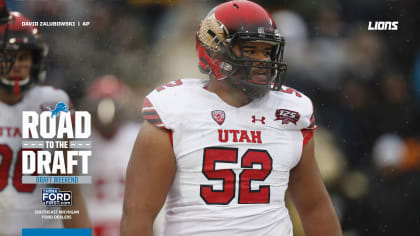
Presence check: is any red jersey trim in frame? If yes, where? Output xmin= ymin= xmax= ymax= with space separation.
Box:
xmin=308 ymin=114 xmax=317 ymax=129
xmin=142 ymin=97 xmax=165 ymax=128
xmin=301 ymin=129 xmax=314 ymax=150
xmin=143 ymin=97 xmax=154 ymax=108
xmin=168 ymin=129 xmax=173 ymax=147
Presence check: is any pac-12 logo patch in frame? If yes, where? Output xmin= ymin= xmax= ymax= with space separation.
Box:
xmin=275 ymin=109 xmax=300 ymax=125
xmin=211 ymin=110 xmax=225 ymax=125
xmin=42 ymin=188 xmax=72 ymax=206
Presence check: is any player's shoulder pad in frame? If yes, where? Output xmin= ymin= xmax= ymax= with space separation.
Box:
xmin=142 ymin=78 xmax=203 ymax=129
xmin=27 ymin=85 xmax=70 ymax=105
xmin=150 ymin=78 xmax=201 ymax=94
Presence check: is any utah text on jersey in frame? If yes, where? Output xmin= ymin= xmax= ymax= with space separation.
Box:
xmin=141 ymin=79 xmax=317 ymax=236
xmin=0 ymin=86 xmax=71 ymax=233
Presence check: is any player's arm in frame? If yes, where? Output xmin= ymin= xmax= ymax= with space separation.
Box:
xmin=288 ymin=136 xmax=342 ymax=236
xmin=120 ymin=120 xmax=176 ymax=236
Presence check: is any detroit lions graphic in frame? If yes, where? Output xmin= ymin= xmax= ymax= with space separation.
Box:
xmin=47 ymin=102 xmax=69 ymax=118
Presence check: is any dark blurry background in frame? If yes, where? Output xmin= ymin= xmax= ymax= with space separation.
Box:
xmin=8 ymin=0 xmax=420 ymax=235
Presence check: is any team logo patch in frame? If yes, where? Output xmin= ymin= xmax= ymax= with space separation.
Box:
xmin=275 ymin=109 xmax=300 ymax=125
xmin=211 ymin=110 xmax=225 ymax=125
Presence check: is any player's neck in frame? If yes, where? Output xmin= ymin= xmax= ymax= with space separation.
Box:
xmin=0 ymin=88 xmax=24 ymax=105
xmin=207 ymin=79 xmax=252 ymax=107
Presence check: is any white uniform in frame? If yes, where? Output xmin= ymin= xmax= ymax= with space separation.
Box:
xmin=0 ymin=86 xmax=69 ymax=235
xmin=142 ymin=79 xmax=316 ymax=236
xmin=87 ymin=120 xmax=165 ymax=236
xmin=86 ymin=122 xmax=140 ymax=236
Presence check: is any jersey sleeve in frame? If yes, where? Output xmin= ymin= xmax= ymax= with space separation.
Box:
xmin=291 ymin=88 xmax=317 ymax=131
xmin=304 ymin=102 xmax=317 ymax=130
xmin=142 ymin=96 xmax=165 ymax=128
xmin=140 ymin=80 xmax=185 ymax=130
xmin=299 ymin=94 xmax=317 ymax=149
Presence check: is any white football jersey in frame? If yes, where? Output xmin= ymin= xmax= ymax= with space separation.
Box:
xmin=0 ymin=86 xmax=69 ymax=235
xmin=86 ymin=122 xmax=140 ymax=236
xmin=86 ymin=121 xmax=166 ymax=236
xmin=143 ymin=79 xmax=316 ymax=236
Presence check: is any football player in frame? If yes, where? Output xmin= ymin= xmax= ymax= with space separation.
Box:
xmin=0 ymin=3 xmax=90 ymax=235
xmin=121 ymin=1 xmax=341 ymax=235
xmin=82 ymin=75 xmax=144 ymax=236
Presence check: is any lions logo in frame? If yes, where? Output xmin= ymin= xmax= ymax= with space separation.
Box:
xmin=47 ymin=102 xmax=69 ymax=118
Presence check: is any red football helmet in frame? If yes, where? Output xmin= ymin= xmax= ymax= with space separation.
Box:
xmin=85 ymin=75 xmax=130 ymax=139
xmin=196 ymin=0 xmax=287 ymax=98
xmin=0 ymin=7 xmax=48 ymax=95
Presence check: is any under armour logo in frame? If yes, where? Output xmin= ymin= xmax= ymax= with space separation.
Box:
xmin=252 ymin=115 xmax=266 ymax=124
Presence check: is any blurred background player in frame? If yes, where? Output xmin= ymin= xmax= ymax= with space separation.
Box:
xmin=82 ymin=75 xmax=164 ymax=236
xmin=0 ymin=2 xmax=90 ymax=235
xmin=121 ymin=1 xmax=341 ymax=235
